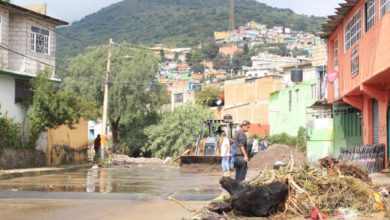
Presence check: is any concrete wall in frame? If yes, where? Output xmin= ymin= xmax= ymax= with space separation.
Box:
xmin=46 ymin=118 xmax=89 ymax=166
xmin=0 ymin=149 xmax=46 ymax=169
xmin=269 ymin=80 xmax=316 ymax=136
xmin=223 ymin=76 xmax=283 ymax=124
xmin=0 ymin=74 xmax=25 ymax=123
xmin=8 ymin=14 xmax=56 ymax=75
xmin=0 ymin=8 xmax=10 ymax=70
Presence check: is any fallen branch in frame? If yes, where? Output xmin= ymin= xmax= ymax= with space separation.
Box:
xmin=168 ymin=195 xmax=198 ymax=212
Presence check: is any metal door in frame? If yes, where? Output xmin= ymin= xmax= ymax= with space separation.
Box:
xmin=373 ymin=99 xmax=379 ymax=144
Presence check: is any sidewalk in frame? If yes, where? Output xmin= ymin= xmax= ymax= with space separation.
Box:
xmin=0 ymin=164 xmax=92 ymax=180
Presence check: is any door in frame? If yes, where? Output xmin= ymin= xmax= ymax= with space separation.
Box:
xmin=373 ymin=99 xmax=379 ymax=144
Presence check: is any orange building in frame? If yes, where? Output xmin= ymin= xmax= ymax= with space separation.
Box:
xmin=223 ymin=76 xmax=283 ymax=135
xmin=218 ymin=45 xmax=242 ymax=57
xmin=321 ymin=0 xmax=390 ymax=162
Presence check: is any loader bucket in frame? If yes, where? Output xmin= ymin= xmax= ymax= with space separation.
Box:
xmin=180 ymin=156 xmax=222 ymax=173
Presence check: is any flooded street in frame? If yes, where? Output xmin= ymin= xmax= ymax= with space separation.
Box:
xmin=0 ymin=165 xmax=223 ymax=220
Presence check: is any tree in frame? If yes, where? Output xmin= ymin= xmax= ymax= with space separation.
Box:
xmin=144 ymin=104 xmax=212 ymax=158
xmin=62 ymin=45 xmax=168 ymax=151
xmin=28 ymin=70 xmax=92 ymax=147
xmin=195 ymin=86 xmax=222 ymax=106
xmin=202 ymin=42 xmax=219 ymax=60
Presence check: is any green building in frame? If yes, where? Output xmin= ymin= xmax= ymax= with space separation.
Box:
xmin=269 ymin=80 xmax=316 ymax=136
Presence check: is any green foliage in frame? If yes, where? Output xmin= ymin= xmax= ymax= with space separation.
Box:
xmin=56 ymin=0 xmax=325 ymax=67
xmin=195 ymin=86 xmax=222 ymax=106
xmin=296 ymin=127 xmax=307 ymax=153
xmin=62 ymin=44 xmax=168 ymax=149
xmin=144 ymin=104 xmax=212 ymax=158
xmin=268 ymin=127 xmax=307 ymax=153
xmin=28 ymin=70 xmax=91 ymax=147
xmin=0 ymin=113 xmax=23 ymax=153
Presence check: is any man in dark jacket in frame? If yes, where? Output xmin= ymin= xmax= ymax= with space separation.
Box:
xmin=234 ymin=120 xmax=250 ymax=181
xmin=94 ymin=135 xmax=101 ymax=160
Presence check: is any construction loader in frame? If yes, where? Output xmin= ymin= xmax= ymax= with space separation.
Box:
xmin=180 ymin=115 xmax=235 ymax=172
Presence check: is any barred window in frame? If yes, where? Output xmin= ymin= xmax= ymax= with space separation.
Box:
xmin=31 ymin=26 xmax=49 ymax=54
xmin=333 ymin=39 xmax=338 ymax=68
xmin=15 ymin=79 xmax=33 ymax=103
xmin=344 ymin=11 xmax=361 ymax=51
xmin=174 ymin=93 xmax=183 ymax=103
xmin=365 ymin=0 xmax=376 ymax=32
xmin=380 ymin=0 xmax=390 ymax=17
xmin=351 ymin=46 xmax=359 ymax=76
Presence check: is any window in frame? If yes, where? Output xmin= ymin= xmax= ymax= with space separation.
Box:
xmin=174 ymin=93 xmax=183 ymax=103
xmin=288 ymin=90 xmax=292 ymax=111
xmin=344 ymin=10 xmax=361 ymax=51
xmin=333 ymin=39 xmax=338 ymax=68
xmin=15 ymin=79 xmax=33 ymax=103
xmin=351 ymin=46 xmax=359 ymax=76
xmin=311 ymin=84 xmax=316 ymax=99
xmin=31 ymin=26 xmax=50 ymax=54
xmin=365 ymin=0 xmax=376 ymax=32
xmin=380 ymin=0 xmax=390 ymax=17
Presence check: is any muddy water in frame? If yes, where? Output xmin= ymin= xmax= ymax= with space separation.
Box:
xmin=0 ymin=165 xmax=223 ymax=202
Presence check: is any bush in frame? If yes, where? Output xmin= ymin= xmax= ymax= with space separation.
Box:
xmin=268 ymin=127 xmax=307 ymax=153
xmin=0 ymin=115 xmax=23 ymax=153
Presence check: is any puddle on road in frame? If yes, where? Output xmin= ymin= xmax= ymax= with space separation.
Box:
xmin=0 ymin=165 xmax=223 ymax=201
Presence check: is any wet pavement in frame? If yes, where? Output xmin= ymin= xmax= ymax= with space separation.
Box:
xmin=0 ymin=164 xmax=223 ymax=201
xmin=0 ymin=164 xmax=224 ymax=220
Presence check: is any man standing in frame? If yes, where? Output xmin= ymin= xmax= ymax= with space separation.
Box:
xmin=94 ymin=134 xmax=101 ymax=161
xmin=234 ymin=120 xmax=250 ymax=181
xmin=252 ymin=137 xmax=259 ymax=157
xmin=220 ymin=132 xmax=231 ymax=176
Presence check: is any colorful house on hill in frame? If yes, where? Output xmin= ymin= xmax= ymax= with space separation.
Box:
xmin=320 ymin=0 xmax=390 ymax=167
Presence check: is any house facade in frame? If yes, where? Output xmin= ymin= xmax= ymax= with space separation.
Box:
xmin=0 ymin=1 xmax=67 ymax=123
xmin=321 ymin=0 xmax=390 ymax=164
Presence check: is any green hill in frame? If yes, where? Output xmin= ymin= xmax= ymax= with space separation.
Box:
xmin=56 ymin=0 xmax=325 ymax=67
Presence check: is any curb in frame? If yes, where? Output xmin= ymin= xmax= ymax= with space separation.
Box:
xmin=0 ymin=164 xmax=92 ymax=180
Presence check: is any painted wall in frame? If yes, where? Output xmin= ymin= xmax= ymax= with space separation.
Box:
xmin=327 ymin=6 xmax=390 ymax=101
xmin=269 ymin=80 xmax=315 ymax=136
xmin=0 ymin=74 xmax=25 ymax=123
xmin=46 ymin=118 xmax=89 ymax=165
xmin=325 ymin=1 xmax=390 ymax=166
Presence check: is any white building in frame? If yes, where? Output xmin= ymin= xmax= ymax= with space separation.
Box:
xmin=0 ymin=2 xmax=67 ymax=123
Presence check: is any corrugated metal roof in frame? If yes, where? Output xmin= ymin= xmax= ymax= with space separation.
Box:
xmin=319 ymin=0 xmax=359 ymax=38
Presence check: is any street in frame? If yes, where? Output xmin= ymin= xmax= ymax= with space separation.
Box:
xmin=0 ymin=165 xmax=221 ymax=220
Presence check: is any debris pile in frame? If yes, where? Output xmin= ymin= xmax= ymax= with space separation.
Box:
xmin=319 ymin=156 xmax=370 ymax=182
xmin=248 ymin=144 xmax=306 ymax=170
xmin=250 ymin=164 xmax=380 ymax=217
xmin=111 ymin=155 xmax=163 ymax=165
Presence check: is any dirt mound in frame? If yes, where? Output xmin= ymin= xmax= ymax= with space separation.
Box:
xmin=248 ymin=144 xmax=306 ymax=171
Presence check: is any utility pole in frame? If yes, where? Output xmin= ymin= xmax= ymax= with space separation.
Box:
xmin=229 ymin=0 xmax=235 ymax=33
xmin=101 ymin=38 xmax=113 ymax=160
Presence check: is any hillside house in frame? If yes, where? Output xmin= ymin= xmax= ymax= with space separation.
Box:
xmin=0 ymin=2 xmax=88 ymax=166
xmin=0 ymin=1 xmax=67 ymax=123
xmin=320 ymin=0 xmax=390 ymax=168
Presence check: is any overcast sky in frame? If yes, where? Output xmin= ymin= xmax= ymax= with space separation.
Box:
xmin=12 ymin=0 xmax=342 ymax=23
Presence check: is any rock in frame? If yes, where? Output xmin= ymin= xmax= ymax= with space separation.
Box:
xmin=220 ymin=177 xmax=289 ymax=217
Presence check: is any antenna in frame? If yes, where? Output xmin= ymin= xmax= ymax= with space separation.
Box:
xmin=229 ymin=0 xmax=235 ymax=33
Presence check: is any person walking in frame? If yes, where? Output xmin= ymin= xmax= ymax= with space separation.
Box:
xmin=220 ymin=132 xmax=231 ymax=176
xmin=94 ymin=134 xmax=101 ymax=161
xmin=251 ymin=137 xmax=259 ymax=157
xmin=234 ymin=120 xmax=250 ymax=181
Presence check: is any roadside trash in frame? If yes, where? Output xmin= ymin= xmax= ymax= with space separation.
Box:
xmin=273 ymin=161 xmax=287 ymax=170
xmin=163 ymin=157 xmax=172 ymax=164
xmin=90 ymin=165 xmax=99 ymax=169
